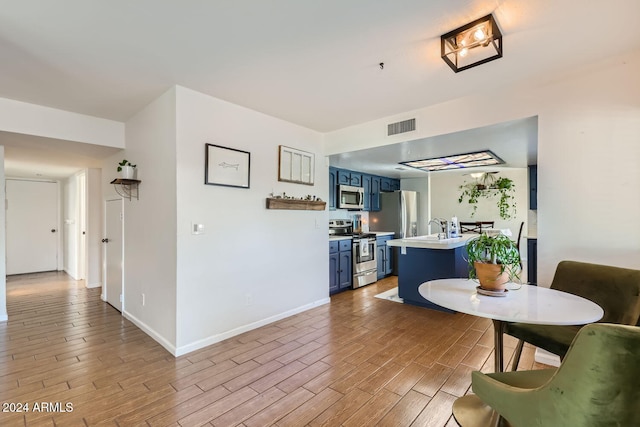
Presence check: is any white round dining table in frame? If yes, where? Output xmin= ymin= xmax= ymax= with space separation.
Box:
xmin=418 ymin=278 xmax=604 ymax=372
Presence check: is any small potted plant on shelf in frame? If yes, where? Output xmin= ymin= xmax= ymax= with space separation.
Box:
xmin=117 ymin=159 xmax=137 ymax=179
xmin=465 ymin=232 xmax=521 ymax=292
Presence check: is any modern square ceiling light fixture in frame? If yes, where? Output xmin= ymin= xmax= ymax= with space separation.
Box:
xmin=399 ymin=150 xmax=504 ymax=172
xmin=441 ymin=14 xmax=503 ymax=73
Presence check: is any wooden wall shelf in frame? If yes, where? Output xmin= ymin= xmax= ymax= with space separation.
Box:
xmin=266 ymin=198 xmax=326 ymax=211
xmin=111 ymin=178 xmax=141 ymax=201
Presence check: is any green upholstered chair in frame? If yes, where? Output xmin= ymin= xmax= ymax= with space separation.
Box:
xmin=453 ymin=323 xmax=640 ymax=427
xmin=505 ymin=260 xmax=640 ymax=370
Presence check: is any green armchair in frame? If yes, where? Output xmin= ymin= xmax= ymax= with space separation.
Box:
xmin=504 ymin=260 xmax=640 ymax=370
xmin=453 ymin=323 xmax=640 ymax=426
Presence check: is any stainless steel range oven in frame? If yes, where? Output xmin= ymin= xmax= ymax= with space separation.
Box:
xmin=352 ymin=234 xmax=377 ymax=288
xmin=329 ymin=220 xmax=378 ymax=289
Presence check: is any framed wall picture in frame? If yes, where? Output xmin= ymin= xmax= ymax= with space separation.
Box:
xmin=205 ymin=144 xmax=250 ymax=189
xmin=278 ymin=145 xmax=315 ymax=185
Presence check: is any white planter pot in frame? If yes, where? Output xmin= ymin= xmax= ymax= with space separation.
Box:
xmin=120 ymin=166 xmax=137 ymax=180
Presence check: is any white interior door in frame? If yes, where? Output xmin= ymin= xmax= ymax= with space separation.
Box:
xmin=105 ymin=198 xmax=123 ymax=312
xmin=78 ymin=173 xmax=87 ymax=280
xmin=6 ymin=179 xmax=58 ymax=275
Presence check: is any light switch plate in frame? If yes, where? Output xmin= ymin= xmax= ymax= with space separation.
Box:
xmin=192 ymin=223 xmax=205 ymax=235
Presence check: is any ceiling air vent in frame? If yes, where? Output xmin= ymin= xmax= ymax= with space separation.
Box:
xmin=387 ymin=118 xmax=416 ymax=136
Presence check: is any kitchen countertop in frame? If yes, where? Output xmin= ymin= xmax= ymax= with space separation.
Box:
xmin=372 ymin=231 xmax=395 ymax=237
xmin=387 ymin=234 xmax=474 ymax=250
xmin=329 ymin=235 xmax=353 ymax=241
xmin=329 ymin=231 xmax=394 ymax=241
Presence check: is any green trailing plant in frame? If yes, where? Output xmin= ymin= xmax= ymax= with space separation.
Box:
xmin=458 ymin=174 xmax=516 ymax=220
xmin=465 ymin=233 xmax=521 ymax=282
xmin=117 ymin=159 xmax=136 ymax=172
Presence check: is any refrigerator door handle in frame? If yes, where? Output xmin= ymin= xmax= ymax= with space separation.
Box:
xmin=400 ymin=192 xmax=407 ymax=238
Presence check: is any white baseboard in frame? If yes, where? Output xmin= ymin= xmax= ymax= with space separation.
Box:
xmin=174 ymin=297 xmax=331 ymax=357
xmin=85 ymin=281 xmax=102 ymax=289
xmin=123 ymin=310 xmax=177 ymax=356
xmin=534 ymin=348 xmax=561 ymax=367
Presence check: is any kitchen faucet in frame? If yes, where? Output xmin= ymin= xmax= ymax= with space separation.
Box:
xmin=428 ymin=218 xmax=449 ymax=239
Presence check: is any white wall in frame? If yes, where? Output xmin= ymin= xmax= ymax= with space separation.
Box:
xmin=102 ymin=87 xmax=178 ymax=351
xmin=429 ymin=169 xmax=528 ymax=236
xmin=0 ymin=147 xmax=6 ymax=321
xmin=174 ymin=86 xmax=328 ymax=353
xmin=0 ymin=97 xmax=124 ymax=148
xmin=325 ymin=50 xmax=640 ymax=286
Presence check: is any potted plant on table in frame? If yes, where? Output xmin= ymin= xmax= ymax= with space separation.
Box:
xmin=465 ymin=232 xmax=521 ymax=292
xmin=117 ymin=159 xmax=137 ymax=179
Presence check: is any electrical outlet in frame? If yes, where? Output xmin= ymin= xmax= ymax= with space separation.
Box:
xmin=245 ymin=294 xmax=252 ymax=306
xmin=142 ymin=293 xmax=145 ymax=306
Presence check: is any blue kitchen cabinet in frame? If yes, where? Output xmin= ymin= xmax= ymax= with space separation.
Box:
xmin=527 ymin=238 xmax=537 ymax=284
xmin=376 ymin=235 xmax=393 ymax=279
xmin=329 ymin=239 xmax=352 ymax=294
xmin=329 ymin=167 xmax=337 ymax=210
xmin=381 ymin=177 xmax=400 ymax=192
xmin=362 ymin=174 xmax=381 ymax=212
xmin=338 ymin=250 xmax=352 ymax=290
xmin=329 ymin=252 xmax=339 ymax=293
xmin=337 ymin=169 xmax=362 ymax=187
xmin=331 ymin=167 xmax=396 ymax=212
xmin=529 ymin=165 xmax=537 ymax=210
xmin=362 ymin=174 xmax=372 ymax=211
xmin=337 ymin=170 xmax=351 ymax=185
xmin=371 ymin=176 xmax=381 ymax=211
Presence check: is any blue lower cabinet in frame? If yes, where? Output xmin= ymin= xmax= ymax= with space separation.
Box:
xmin=329 ymin=239 xmax=352 ymax=294
xmin=338 ymin=250 xmax=352 ymax=290
xmin=384 ymin=244 xmax=392 ymax=275
xmin=376 ymin=244 xmax=386 ymax=280
xmin=527 ymin=238 xmax=537 ymax=284
xmin=376 ymin=235 xmax=393 ymax=279
xmin=329 ymin=252 xmax=339 ymax=294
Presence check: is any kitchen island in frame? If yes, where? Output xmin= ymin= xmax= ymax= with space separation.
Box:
xmin=386 ymin=235 xmax=473 ymax=311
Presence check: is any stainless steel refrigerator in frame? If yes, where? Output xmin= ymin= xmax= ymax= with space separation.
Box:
xmin=369 ymin=191 xmax=418 ymax=274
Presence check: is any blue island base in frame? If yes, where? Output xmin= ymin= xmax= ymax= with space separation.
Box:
xmin=396 ymin=246 xmax=469 ymax=312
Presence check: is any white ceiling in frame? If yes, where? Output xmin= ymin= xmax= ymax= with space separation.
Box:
xmin=0 ymin=131 xmax=121 ymax=179
xmin=0 ymin=1 xmax=638 ymax=178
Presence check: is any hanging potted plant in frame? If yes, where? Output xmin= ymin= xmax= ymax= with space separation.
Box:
xmin=465 ymin=233 xmax=521 ymax=292
xmin=117 ymin=159 xmax=137 ymax=179
xmin=458 ymin=173 xmax=516 ymax=220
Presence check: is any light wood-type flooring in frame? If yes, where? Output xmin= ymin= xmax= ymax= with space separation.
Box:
xmin=0 ymin=272 xmax=548 ymax=426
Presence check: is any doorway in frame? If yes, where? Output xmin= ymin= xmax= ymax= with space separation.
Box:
xmin=104 ymin=198 xmax=123 ymax=312
xmin=6 ymin=179 xmax=59 ymax=275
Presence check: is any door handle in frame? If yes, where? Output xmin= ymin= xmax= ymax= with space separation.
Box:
xmin=51 ymin=229 xmax=57 ymax=233
xmin=102 ymin=238 xmax=109 ymax=243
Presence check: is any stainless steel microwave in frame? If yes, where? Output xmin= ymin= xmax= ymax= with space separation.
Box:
xmin=338 ymin=185 xmax=364 ymax=210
